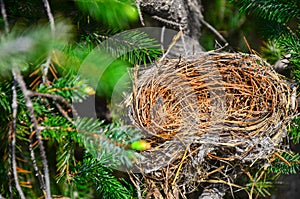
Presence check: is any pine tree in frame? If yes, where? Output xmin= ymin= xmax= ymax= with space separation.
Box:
xmin=0 ymin=0 xmax=161 ymax=198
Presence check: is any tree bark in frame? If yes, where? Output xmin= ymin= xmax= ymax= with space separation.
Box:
xmin=140 ymin=0 xmax=203 ymax=40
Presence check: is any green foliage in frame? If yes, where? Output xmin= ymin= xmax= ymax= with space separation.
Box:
xmin=92 ymin=30 xmax=163 ymax=66
xmin=269 ymin=152 xmax=300 ymax=175
xmin=0 ymin=0 xmax=164 ymax=197
xmin=0 ymin=22 xmax=71 ymax=77
xmin=74 ymin=31 xmax=162 ymax=98
xmin=260 ymin=41 xmax=283 ymax=64
xmin=75 ymin=118 xmax=142 ymax=168
xmin=75 ymin=0 xmax=138 ymax=29
xmin=202 ymin=0 xmax=247 ymax=50
xmin=290 ymin=117 xmax=300 ymax=144
xmin=37 ymin=75 xmax=94 ymax=103
xmin=233 ymin=0 xmax=300 ymax=79
xmin=233 ymin=0 xmax=300 ymax=24
xmin=73 ymin=155 xmax=135 ymax=199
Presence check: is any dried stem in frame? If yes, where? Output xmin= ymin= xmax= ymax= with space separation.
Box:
xmin=13 ymin=68 xmax=52 ymax=199
xmin=11 ymin=78 xmax=26 ymax=199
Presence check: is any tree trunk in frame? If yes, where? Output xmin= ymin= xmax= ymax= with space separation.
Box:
xmin=140 ymin=0 xmax=203 ymax=40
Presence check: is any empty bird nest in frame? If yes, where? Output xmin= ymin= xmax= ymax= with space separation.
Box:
xmin=127 ymin=52 xmax=294 ymax=198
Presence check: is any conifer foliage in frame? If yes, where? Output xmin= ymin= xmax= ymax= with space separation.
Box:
xmin=0 ymin=0 xmax=160 ymax=198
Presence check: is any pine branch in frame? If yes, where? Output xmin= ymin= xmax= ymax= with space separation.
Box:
xmin=74 ymin=155 xmax=134 ymax=199
xmin=36 ymin=75 xmax=94 ymax=103
xmin=269 ymin=151 xmax=300 ymax=174
xmin=74 ymin=118 xmax=142 ymax=168
xmin=30 ymin=91 xmax=79 ymax=120
xmin=93 ymin=30 xmax=162 ymax=65
xmin=290 ymin=115 xmax=300 ymax=144
xmin=234 ymin=0 xmax=300 ymax=24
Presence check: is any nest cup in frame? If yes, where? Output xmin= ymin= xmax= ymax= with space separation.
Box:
xmin=129 ymin=52 xmax=291 ymax=195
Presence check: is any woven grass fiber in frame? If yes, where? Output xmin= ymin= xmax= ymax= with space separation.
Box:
xmin=128 ymin=52 xmax=293 ymax=198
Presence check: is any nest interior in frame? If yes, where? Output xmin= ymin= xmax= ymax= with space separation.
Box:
xmin=128 ymin=52 xmax=292 ymax=197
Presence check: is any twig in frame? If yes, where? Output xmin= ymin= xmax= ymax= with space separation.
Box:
xmin=199 ymin=17 xmax=228 ymax=46
xmin=41 ymin=0 xmax=56 ymax=84
xmin=42 ymin=0 xmax=55 ymax=36
xmin=128 ymin=172 xmax=143 ymax=199
xmin=179 ymin=26 xmax=187 ymax=57
xmin=135 ymin=0 xmax=144 ymax=26
xmin=13 ymin=68 xmax=52 ymax=199
xmin=172 ymin=146 xmax=188 ymax=186
xmin=30 ymin=91 xmax=79 ymax=120
xmin=160 ymin=26 xmax=165 ymax=50
xmin=0 ymin=0 xmax=9 ymax=34
xmin=152 ymin=15 xmax=183 ymax=27
xmin=55 ymin=103 xmax=74 ymax=123
xmin=159 ymin=29 xmax=183 ymax=61
xmin=11 ymin=78 xmax=26 ymax=199
xmin=29 ymin=131 xmax=46 ymax=191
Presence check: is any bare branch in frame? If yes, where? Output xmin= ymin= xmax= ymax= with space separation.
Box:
xmin=135 ymin=0 xmax=145 ymax=26
xmin=41 ymin=0 xmax=56 ymax=84
xmin=11 ymin=78 xmax=26 ymax=199
xmin=29 ymin=131 xmax=46 ymax=192
xmin=13 ymin=68 xmax=52 ymax=199
xmin=42 ymin=0 xmax=55 ymax=36
xmin=0 ymin=0 xmax=9 ymax=34
xmin=30 ymin=91 xmax=79 ymax=120
xmin=199 ymin=17 xmax=228 ymax=46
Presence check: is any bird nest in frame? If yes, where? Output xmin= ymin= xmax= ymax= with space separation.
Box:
xmin=128 ymin=52 xmax=292 ymax=198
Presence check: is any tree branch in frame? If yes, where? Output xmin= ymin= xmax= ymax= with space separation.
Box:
xmin=29 ymin=131 xmax=46 ymax=191
xmin=30 ymin=91 xmax=79 ymax=120
xmin=13 ymin=68 xmax=52 ymax=199
xmin=11 ymin=79 xmax=26 ymax=199
xmin=0 ymin=0 xmax=9 ymax=35
xmin=41 ymin=0 xmax=56 ymax=84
